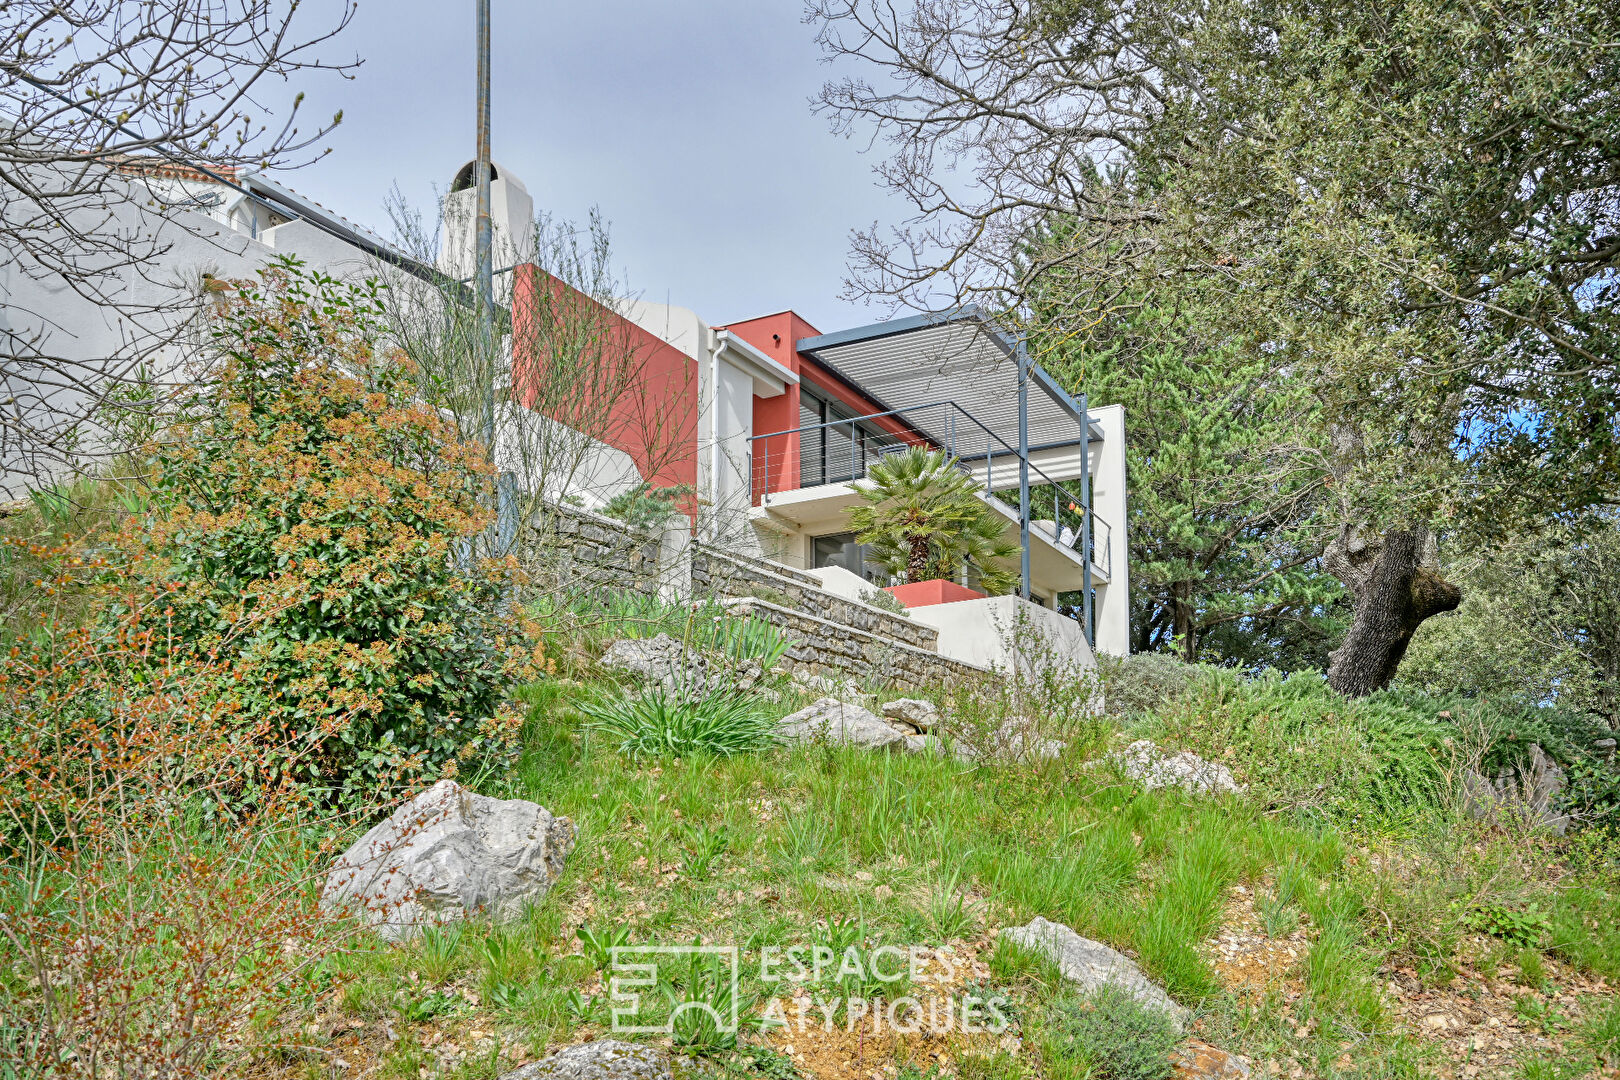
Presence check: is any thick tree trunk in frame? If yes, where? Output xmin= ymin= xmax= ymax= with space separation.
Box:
xmin=1173 ymin=580 xmax=1196 ymax=662
xmin=907 ymin=535 xmax=931 ymax=582
xmin=1324 ymin=525 xmax=1462 ymax=696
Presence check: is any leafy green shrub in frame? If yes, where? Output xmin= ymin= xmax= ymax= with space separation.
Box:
xmin=600 ymin=482 xmax=694 ymax=529
xmin=861 ymin=585 xmax=911 ymax=617
xmin=694 ymin=615 xmax=796 ymax=671
xmin=1142 ymin=667 xmax=1449 ymax=823
xmin=581 ymin=688 xmax=778 ymax=758
xmin=1041 ymin=986 xmax=1178 ymax=1080
xmin=1097 ymin=651 xmax=1205 ymax=718
xmin=116 ymin=260 xmax=529 ymax=802
xmin=1462 ymin=901 xmax=1552 ymax=949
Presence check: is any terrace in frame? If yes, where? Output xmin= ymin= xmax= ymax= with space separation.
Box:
xmin=743 ymin=309 xmax=1122 ymax=650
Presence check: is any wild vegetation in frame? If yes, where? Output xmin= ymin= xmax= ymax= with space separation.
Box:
xmin=3 ymin=276 xmax=1617 ymax=1076
xmin=3 ymin=4 xmax=1619 ymax=1080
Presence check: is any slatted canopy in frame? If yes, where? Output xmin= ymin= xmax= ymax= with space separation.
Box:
xmin=795 ymin=308 xmax=1094 ymax=454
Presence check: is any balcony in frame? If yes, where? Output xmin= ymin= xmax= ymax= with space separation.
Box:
xmin=748 ymin=398 xmax=1112 ymax=593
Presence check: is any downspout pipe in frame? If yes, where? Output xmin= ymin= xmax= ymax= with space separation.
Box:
xmin=709 ymin=330 xmax=724 ymax=541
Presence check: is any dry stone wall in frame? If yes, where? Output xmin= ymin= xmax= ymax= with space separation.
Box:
xmin=517 ymin=505 xmax=669 ymax=596
xmin=718 ymin=597 xmax=988 ymax=690
xmin=513 ymin=508 xmax=990 ymax=692
xmin=692 ymin=547 xmax=938 ymax=651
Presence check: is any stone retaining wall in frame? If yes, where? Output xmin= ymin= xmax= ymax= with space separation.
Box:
xmin=517 ymin=505 xmax=670 ymax=596
xmin=514 ymin=509 xmax=983 ymax=691
xmin=719 ymin=597 xmax=989 ymax=692
xmin=693 ymin=547 xmax=938 ymax=651
xmin=694 ymin=544 xmax=818 ymax=587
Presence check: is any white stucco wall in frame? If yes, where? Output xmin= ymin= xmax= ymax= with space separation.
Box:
xmin=438 ymin=163 xmax=536 ymax=281
xmin=907 ymin=593 xmax=1097 ymax=675
xmin=1086 ymin=405 xmax=1130 ymax=656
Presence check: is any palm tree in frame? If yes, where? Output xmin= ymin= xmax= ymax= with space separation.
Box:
xmin=846 ymin=446 xmax=1020 ymax=594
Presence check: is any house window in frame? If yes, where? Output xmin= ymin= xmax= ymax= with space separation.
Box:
xmin=811 ymin=531 xmax=892 ymax=585
xmin=798 ymin=389 xmax=888 ymax=488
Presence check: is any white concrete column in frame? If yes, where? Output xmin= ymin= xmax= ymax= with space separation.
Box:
xmin=1088 ymin=404 xmax=1130 ymax=656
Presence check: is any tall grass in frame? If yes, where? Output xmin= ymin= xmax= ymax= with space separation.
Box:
xmin=580 ymin=687 xmax=778 ymax=758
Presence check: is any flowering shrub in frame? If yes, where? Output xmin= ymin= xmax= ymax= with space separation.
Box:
xmin=0 ymin=603 xmax=353 ymax=1077
xmin=113 ymin=258 xmax=532 ymax=802
xmin=0 ymin=260 xmax=547 ymax=1074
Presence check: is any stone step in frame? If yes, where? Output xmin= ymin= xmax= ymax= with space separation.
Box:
xmin=693 ymin=547 xmax=937 ymax=652
xmin=718 ymin=597 xmax=988 ymax=692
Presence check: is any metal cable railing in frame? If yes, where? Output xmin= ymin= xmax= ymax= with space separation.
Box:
xmin=748 ymin=400 xmax=1111 ymax=579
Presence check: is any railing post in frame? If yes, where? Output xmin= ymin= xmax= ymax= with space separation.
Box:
xmin=1080 ymin=392 xmax=1094 ymax=649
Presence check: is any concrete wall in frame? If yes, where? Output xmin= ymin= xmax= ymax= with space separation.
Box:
xmin=1 ymin=161 xmax=409 ymax=496
xmin=1088 ymin=404 xmax=1130 ymax=657
xmin=907 ymin=594 xmax=1097 ymax=675
xmin=439 ymin=162 xmax=535 ymax=280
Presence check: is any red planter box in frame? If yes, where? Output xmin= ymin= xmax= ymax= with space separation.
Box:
xmin=883 ymin=579 xmax=986 ymax=608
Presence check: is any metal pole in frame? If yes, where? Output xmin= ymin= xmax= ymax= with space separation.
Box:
xmin=475 ymin=0 xmax=506 ymax=550
xmin=1017 ymin=341 xmax=1032 ymax=601
xmin=1080 ymin=392 xmax=1094 ymax=648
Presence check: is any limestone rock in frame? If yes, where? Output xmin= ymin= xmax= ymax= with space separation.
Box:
xmin=989 ymin=718 xmax=1065 ymax=762
xmin=790 ymin=670 xmax=870 ymax=703
xmin=322 ymin=780 xmax=575 ymax=940
xmin=882 ymin=698 xmax=940 ymax=732
xmin=499 ymin=1041 xmax=671 ymax=1080
xmin=999 ymin=916 xmax=1188 ymax=1028
xmin=1171 ymin=1041 xmax=1252 ymax=1079
xmin=1110 ymin=739 xmax=1244 ymax=796
xmin=599 ymin=634 xmax=713 ymax=698
xmin=1462 ymin=742 xmax=1569 ymax=834
xmin=778 ymin=697 xmax=906 ymax=751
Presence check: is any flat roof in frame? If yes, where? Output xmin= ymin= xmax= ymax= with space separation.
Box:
xmin=796 ymin=308 xmax=1098 ymax=451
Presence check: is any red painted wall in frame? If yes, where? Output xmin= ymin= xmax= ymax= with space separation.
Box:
xmin=511 ymin=266 xmax=698 ymax=509
xmin=720 ymin=310 xmax=929 ymax=499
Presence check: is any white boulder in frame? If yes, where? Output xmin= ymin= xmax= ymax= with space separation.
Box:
xmin=1110 ymin=739 xmax=1244 ymax=796
xmin=778 ymin=697 xmax=907 ymax=751
xmin=499 ymin=1040 xmax=671 ymax=1080
xmin=881 ymin=697 xmax=940 ymax=732
xmin=322 ymin=779 xmax=576 ymax=940
xmin=1000 ymin=916 xmax=1188 ymax=1028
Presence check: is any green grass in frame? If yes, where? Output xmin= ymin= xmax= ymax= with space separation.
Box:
xmin=16 ymin=622 xmax=1620 ymax=1080
xmin=579 ymin=687 xmax=779 ymax=758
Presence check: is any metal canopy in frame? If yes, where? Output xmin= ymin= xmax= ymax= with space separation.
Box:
xmin=795 ymin=308 xmax=1096 ymax=452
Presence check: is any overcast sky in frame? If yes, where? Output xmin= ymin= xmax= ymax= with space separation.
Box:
xmin=282 ymin=0 xmax=904 ymax=332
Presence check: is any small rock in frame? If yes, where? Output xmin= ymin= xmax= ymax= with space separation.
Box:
xmin=499 ymin=1040 xmax=671 ymax=1080
xmin=322 ymin=780 xmax=575 ymax=940
xmin=779 ymin=698 xmax=907 ymax=751
xmin=1419 ymin=1010 xmax=1461 ymax=1034
xmin=998 ymin=916 xmax=1188 ymax=1028
xmin=1109 ymin=739 xmax=1244 ymax=796
xmin=600 ymin=635 xmax=714 ymax=698
xmin=882 ymin=698 xmax=940 ymax=732
xmin=1172 ymin=1041 xmax=1252 ymax=1079
xmin=1462 ymin=742 xmax=1570 ymax=834
xmin=989 ymin=718 xmax=1065 ymax=761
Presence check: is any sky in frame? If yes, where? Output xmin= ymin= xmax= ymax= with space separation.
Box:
xmin=278 ymin=0 xmax=907 ymax=333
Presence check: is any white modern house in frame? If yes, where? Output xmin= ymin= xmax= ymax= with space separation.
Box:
xmin=3 ymin=157 xmax=1131 ymax=666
